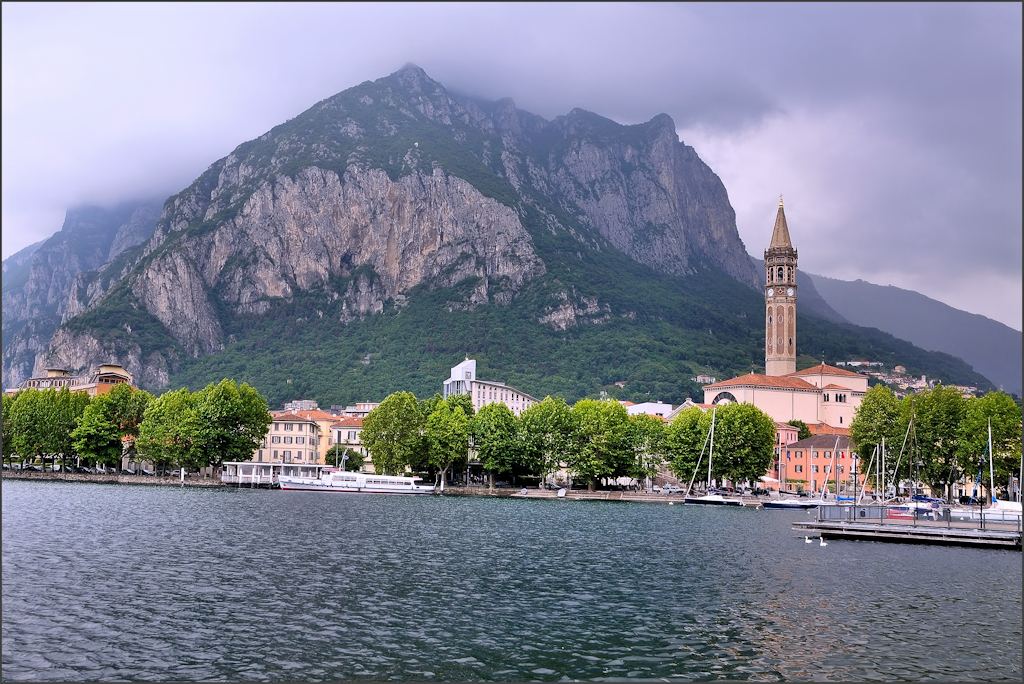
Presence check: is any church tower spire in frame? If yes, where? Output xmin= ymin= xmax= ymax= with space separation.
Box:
xmin=764 ymin=197 xmax=798 ymax=376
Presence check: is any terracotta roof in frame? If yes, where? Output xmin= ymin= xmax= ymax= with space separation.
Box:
xmin=272 ymin=411 xmax=319 ymax=424
xmin=806 ymin=423 xmax=851 ymax=436
xmin=789 ymin=363 xmax=864 ymax=378
xmin=769 ymin=200 xmax=793 ymax=249
xmin=330 ymin=416 xmax=364 ymax=428
xmin=788 ymin=434 xmax=855 ymax=450
xmin=619 ymin=401 xmax=635 ymax=406
xmin=295 ymin=410 xmax=339 ymax=421
xmin=703 ymin=373 xmax=818 ymax=390
xmin=821 ymin=384 xmax=852 ymax=390
xmin=775 ymin=422 xmax=800 ymax=430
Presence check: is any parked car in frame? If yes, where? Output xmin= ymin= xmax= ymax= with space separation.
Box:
xmin=23 ymin=465 xmax=43 ymax=471
xmin=651 ymin=485 xmax=662 ymax=493
xmin=122 ymin=468 xmax=137 ymax=475
xmin=662 ymin=484 xmax=682 ymax=494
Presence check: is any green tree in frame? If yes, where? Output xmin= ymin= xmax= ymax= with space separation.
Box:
xmin=3 ymin=393 xmax=18 ymax=468
xmin=9 ymin=389 xmax=57 ymax=470
xmin=425 ymin=401 xmax=470 ymax=491
xmin=471 ymin=402 xmax=519 ymax=490
xmin=665 ymin=406 xmax=711 ymax=488
xmin=787 ymin=419 xmax=812 ymax=440
xmin=849 ymin=385 xmax=903 ymax=461
xmin=911 ymin=384 xmax=967 ymax=499
xmin=566 ymin=399 xmax=630 ymax=492
xmin=624 ymin=413 xmax=665 ymax=489
xmin=957 ymin=391 xmax=1022 ymax=500
xmin=72 ymin=394 xmax=123 ymax=468
xmin=106 ymin=383 xmax=152 ymax=461
xmin=137 ymin=388 xmax=201 ymax=473
xmin=327 ymin=444 xmax=364 ymax=470
xmin=193 ymin=379 xmax=272 ymax=468
xmin=361 ymin=392 xmax=422 ymax=475
xmin=708 ymin=403 xmax=777 ymax=486
xmin=519 ymin=397 xmax=573 ymax=487
xmin=52 ymin=388 xmax=91 ymax=472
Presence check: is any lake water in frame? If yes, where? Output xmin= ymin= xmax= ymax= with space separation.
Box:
xmin=2 ymin=479 xmax=1021 ymax=681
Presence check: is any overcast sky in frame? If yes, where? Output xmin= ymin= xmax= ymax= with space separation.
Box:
xmin=3 ymin=3 xmax=1021 ymax=329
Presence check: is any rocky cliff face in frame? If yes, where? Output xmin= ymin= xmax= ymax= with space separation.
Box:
xmin=2 ymin=201 xmax=160 ymax=387
xmin=31 ymin=65 xmax=761 ymax=389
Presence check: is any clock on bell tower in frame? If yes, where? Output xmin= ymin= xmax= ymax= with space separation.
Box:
xmin=764 ymin=196 xmax=797 ymax=376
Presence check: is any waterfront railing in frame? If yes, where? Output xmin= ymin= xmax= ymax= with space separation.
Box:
xmin=817 ymin=504 xmax=1022 ymax=533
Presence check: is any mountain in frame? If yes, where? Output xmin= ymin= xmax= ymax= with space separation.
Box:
xmin=807 ymin=274 xmax=1022 ymax=396
xmin=2 ymin=201 xmax=162 ymax=387
xmin=4 ymin=65 xmax=993 ymax=405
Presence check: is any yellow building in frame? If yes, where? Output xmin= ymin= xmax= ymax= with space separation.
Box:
xmin=253 ymin=412 xmax=321 ymax=464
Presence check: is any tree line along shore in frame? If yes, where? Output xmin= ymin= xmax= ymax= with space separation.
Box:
xmin=3 ymin=380 xmax=1020 ymax=498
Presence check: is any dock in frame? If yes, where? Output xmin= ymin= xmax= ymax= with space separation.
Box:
xmin=794 ymin=505 xmax=1021 ymax=550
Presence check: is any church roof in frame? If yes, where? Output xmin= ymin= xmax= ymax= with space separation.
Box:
xmin=703 ymin=373 xmax=818 ymax=391
xmin=769 ymin=199 xmax=793 ymax=249
xmin=789 ymin=363 xmax=864 ymax=378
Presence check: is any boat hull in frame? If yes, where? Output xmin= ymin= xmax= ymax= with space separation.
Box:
xmin=278 ymin=473 xmax=433 ymax=494
xmin=684 ymin=495 xmax=743 ymax=506
xmin=762 ymin=499 xmax=819 ymax=509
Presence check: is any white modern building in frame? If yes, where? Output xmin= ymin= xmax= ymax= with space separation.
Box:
xmin=442 ymin=358 xmax=539 ymax=416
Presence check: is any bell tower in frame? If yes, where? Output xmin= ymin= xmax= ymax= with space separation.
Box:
xmin=764 ymin=197 xmax=797 ymax=376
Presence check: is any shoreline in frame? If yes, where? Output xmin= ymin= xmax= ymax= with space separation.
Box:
xmin=2 ymin=470 xmax=226 ymax=488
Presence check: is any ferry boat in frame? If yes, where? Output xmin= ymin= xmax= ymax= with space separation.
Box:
xmin=278 ymin=468 xmax=434 ymax=494
xmin=762 ymin=498 xmax=820 ymax=510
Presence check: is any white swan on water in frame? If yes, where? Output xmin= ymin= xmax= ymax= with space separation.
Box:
xmin=819 ymin=537 xmax=828 ymax=547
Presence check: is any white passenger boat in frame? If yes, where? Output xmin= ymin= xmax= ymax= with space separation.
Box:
xmin=684 ymin=493 xmax=743 ymax=506
xmin=278 ymin=468 xmax=434 ymax=494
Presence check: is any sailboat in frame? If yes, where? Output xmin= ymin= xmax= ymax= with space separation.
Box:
xmin=684 ymin=407 xmax=743 ymax=506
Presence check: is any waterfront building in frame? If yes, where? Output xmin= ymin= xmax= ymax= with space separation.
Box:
xmin=290 ymin=409 xmax=344 ymax=464
xmin=253 ymin=412 xmax=321 ymax=464
xmin=5 ymin=364 xmax=135 ymax=398
xmin=773 ymin=434 xmax=866 ymax=494
xmin=442 ymin=358 xmax=538 ymax=416
xmin=328 ymin=416 xmax=371 ymax=472
xmin=283 ymin=399 xmax=320 ymax=412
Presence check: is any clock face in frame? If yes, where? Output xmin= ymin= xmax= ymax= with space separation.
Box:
xmin=767 ymin=288 xmax=774 ymax=297
xmin=787 ymin=288 xmax=794 ymax=296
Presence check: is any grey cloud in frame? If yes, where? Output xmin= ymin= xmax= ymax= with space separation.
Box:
xmin=2 ymin=3 xmax=1020 ymax=328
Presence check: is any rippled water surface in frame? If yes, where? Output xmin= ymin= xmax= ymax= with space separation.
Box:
xmin=2 ymin=480 xmax=1021 ymax=681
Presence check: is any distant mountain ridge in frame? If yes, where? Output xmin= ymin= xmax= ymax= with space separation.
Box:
xmin=0 ymin=65 xmax=995 ymax=405
xmin=807 ymin=274 xmax=1022 ymax=395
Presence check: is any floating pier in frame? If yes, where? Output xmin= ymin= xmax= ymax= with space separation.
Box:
xmin=794 ymin=505 xmax=1021 ymax=550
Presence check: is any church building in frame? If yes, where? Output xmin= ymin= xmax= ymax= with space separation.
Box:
xmin=702 ymin=199 xmax=867 ymax=429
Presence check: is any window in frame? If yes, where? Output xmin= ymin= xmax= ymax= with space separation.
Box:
xmin=795 ymin=451 xmax=802 ymax=459
xmin=284 ymin=436 xmax=293 ymax=444
xmin=825 ymin=465 xmax=831 ymax=474
xmin=794 ymin=465 xmax=803 ymax=473
xmin=258 ymin=450 xmax=263 ymax=461
xmin=273 ymin=450 xmax=278 ymax=458
xmin=840 ymin=416 xmax=843 ymax=424
xmin=348 ymin=431 xmax=357 ymax=441
xmin=272 ymin=436 xmax=281 ymax=444
xmin=328 ymin=438 xmax=333 ymax=445
xmin=297 ymin=436 xmax=305 ymax=444
xmin=823 ymin=394 xmax=830 ymax=402
xmin=284 ymin=423 xmax=293 ymax=431
xmin=274 ymin=423 xmax=280 ymax=431
xmin=298 ymin=424 xmax=304 ymax=432
xmin=839 ymin=465 xmax=844 ymax=474
xmin=813 ymin=465 xmax=819 ymax=473
xmin=813 ymin=451 xmax=819 ymax=459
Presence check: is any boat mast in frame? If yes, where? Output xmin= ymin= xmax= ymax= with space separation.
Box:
xmin=707 ymin=407 xmax=716 ymax=491
xmin=988 ymin=418 xmax=995 ymax=505
xmin=685 ymin=411 xmax=715 ymax=497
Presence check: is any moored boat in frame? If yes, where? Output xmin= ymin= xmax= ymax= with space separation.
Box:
xmin=762 ymin=498 xmax=820 ymax=509
xmin=278 ymin=468 xmax=433 ymax=494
